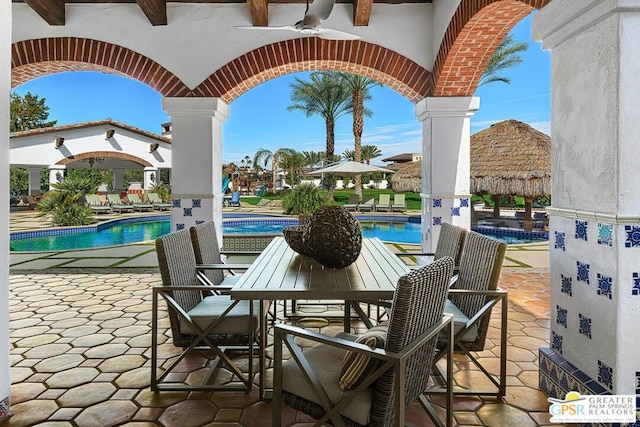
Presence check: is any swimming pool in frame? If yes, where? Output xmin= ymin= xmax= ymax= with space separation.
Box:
xmin=10 ymin=217 xmax=548 ymax=252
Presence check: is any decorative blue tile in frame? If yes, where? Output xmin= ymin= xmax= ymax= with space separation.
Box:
xmin=433 ymin=217 xmax=442 ymax=226
xmin=176 ymin=223 xmax=185 ymax=230
xmin=460 ymin=198 xmax=469 ymax=207
xmin=451 ymin=207 xmax=460 ymax=216
xmin=561 ymin=274 xmax=573 ymax=296
xmin=433 ymin=199 xmax=442 ymax=208
xmin=636 ymin=371 xmax=640 ymax=394
xmin=597 ymin=360 xmax=613 ymax=390
xmin=195 ymin=220 xmax=204 ymax=225
xmin=192 ymin=199 xmax=201 ymax=208
xmin=597 ymin=223 xmax=613 ymax=246
xmin=554 ymin=231 xmax=566 ymax=251
xmin=552 ymin=331 xmax=563 ymax=354
xmin=0 ymin=397 xmax=8 ymax=423
xmin=172 ymin=199 xmax=181 ymax=208
xmin=577 ymin=261 xmax=590 ymax=284
xmin=575 ymin=220 xmax=588 ymax=241
xmin=578 ymin=313 xmax=592 ymax=338
xmin=183 ymin=208 xmax=192 ymax=217
xmin=597 ymin=273 xmax=613 ymax=299
xmin=633 ymin=273 xmax=640 ymax=296
xmin=625 ymin=225 xmax=640 ymax=248
xmin=556 ymin=305 xmax=568 ymax=328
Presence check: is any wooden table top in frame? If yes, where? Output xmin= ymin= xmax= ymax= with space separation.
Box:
xmin=230 ymin=237 xmax=409 ymax=301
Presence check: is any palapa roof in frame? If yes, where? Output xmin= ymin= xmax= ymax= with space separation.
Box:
xmin=471 ymin=119 xmax=551 ymax=197
xmin=391 ymin=160 xmax=422 ymax=193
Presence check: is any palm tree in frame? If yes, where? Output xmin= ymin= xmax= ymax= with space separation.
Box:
xmin=479 ymin=34 xmax=528 ymax=87
xmin=302 ymin=150 xmax=325 ymax=172
xmin=340 ymin=73 xmax=380 ymax=201
xmin=361 ymin=145 xmax=382 ymax=165
xmin=280 ymin=150 xmax=307 ymax=186
xmin=253 ymin=147 xmax=296 ymax=191
xmin=288 ymin=72 xmax=351 ymax=202
xmin=342 ymin=149 xmax=355 ymax=161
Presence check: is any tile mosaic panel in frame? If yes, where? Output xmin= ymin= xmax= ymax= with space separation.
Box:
xmin=625 ymin=225 xmax=640 ymax=248
xmin=575 ymin=220 xmax=588 ymax=241
xmin=596 ymin=273 xmax=612 ymax=299
xmin=561 ymin=274 xmax=573 ymax=296
xmin=577 ymin=261 xmax=590 ymax=284
xmin=555 ymin=231 xmax=566 ymax=251
xmin=578 ymin=313 xmax=592 ymax=338
xmin=597 ymin=360 xmax=613 ymax=390
xmin=552 ymin=331 xmax=563 ymax=354
xmin=556 ymin=305 xmax=568 ymax=328
xmin=597 ymin=223 xmax=613 ymax=247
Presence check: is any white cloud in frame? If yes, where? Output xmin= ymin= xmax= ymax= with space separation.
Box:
xmin=529 ymin=121 xmax=551 ymax=135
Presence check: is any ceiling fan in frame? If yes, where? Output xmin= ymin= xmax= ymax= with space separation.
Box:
xmin=235 ymin=0 xmax=361 ymax=40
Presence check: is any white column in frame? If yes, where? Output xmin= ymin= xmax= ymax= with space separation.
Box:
xmin=162 ymin=98 xmax=228 ymax=247
xmin=48 ymin=165 xmax=65 ymax=189
xmin=112 ymin=168 xmax=124 ymax=192
xmin=415 ymin=97 xmax=479 ymax=252
xmin=28 ymin=167 xmax=41 ymax=195
xmin=0 ymin=0 xmax=11 ymax=420
xmin=534 ymin=0 xmax=640 ymax=398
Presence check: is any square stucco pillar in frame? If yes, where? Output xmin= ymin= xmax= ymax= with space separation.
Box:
xmin=415 ymin=97 xmax=479 ymax=252
xmin=162 ymin=98 xmax=228 ymax=248
xmin=534 ymin=0 xmax=640 ymax=399
xmin=0 ymin=0 xmax=10 ymax=420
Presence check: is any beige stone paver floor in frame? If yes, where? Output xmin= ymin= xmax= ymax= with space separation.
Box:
xmin=2 ymin=268 xmax=557 ymax=427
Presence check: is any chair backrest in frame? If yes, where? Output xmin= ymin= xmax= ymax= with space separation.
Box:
xmin=230 ymin=192 xmax=240 ymax=202
xmin=85 ymin=194 xmax=101 ymax=206
xmin=378 ymin=194 xmax=390 ymax=205
xmin=393 ymin=193 xmax=405 ymax=205
xmin=189 ymin=221 xmax=225 ymax=286
xmin=346 ymin=194 xmax=359 ymax=204
xmin=155 ymin=229 xmax=204 ymax=345
xmin=371 ymin=256 xmax=454 ymax=426
xmin=148 ymin=193 xmax=161 ymax=203
xmin=449 ymin=231 xmax=506 ymax=351
xmin=434 ymin=222 xmax=468 ymax=265
xmin=106 ymin=194 xmax=121 ymax=204
xmin=128 ymin=193 xmax=142 ymax=203
xmin=362 ymin=195 xmax=375 ymax=205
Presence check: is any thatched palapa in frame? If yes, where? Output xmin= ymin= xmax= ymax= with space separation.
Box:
xmin=471 ymin=119 xmax=551 ymax=197
xmin=391 ymin=160 xmax=422 ymax=193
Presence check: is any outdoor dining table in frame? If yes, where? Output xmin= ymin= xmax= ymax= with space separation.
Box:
xmin=230 ymin=236 xmax=410 ymax=399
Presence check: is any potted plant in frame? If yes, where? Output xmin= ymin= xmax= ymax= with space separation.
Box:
xmin=283 ymin=183 xmax=326 ymax=225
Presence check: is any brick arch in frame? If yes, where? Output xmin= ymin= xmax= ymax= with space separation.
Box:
xmin=432 ymin=0 xmax=551 ymax=97
xmin=194 ymin=39 xmax=432 ymax=104
xmin=56 ymin=151 xmax=152 ymax=168
xmin=11 ymin=37 xmax=192 ymax=97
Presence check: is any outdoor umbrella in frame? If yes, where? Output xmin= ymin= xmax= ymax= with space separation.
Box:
xmin=309 ymin=160 xmax=393 ymax=176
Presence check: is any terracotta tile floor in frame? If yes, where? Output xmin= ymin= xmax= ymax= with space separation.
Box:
xmin=2 ymin=268 xmax=557 ymax=427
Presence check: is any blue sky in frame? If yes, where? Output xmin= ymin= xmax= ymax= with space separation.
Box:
xmin=12 ymin=13 xmax=549 ymax=166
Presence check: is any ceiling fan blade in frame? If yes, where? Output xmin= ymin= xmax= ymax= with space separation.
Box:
xmin=316 ymin=28 xmax=361 ymax=40
xmin=306 ymin=0 xmax=335 ymax=21
xmin=234 ymin=25 xmax=298 ymax=32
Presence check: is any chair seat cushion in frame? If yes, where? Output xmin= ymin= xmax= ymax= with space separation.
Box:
xmin=282 ymin=332 xmax=374 ymax=426
xmin=339 ymin=323 xmax=388 ymax=390
xmin=180 ymin=295 xmax=260 ymax=335
xmin=443 ymin=299 xmax=478 ymax=342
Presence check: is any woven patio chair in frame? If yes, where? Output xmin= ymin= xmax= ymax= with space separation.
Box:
xmin=425 ymin=230 xmax=508 ymax=398
xmin=272 ymin=257 xmax=456 ymax=427
xmin=151 ymin=228 xmax=261 ymax=392
xmin=396 ymin=222 xmax=467 ymax=267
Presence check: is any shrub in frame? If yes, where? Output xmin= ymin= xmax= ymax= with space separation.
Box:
xmin=283 ymin=183 xmax=326 ymax=215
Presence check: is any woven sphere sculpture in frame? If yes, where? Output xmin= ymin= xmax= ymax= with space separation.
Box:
xmin=283 ymin=225 xmax=312 ymax=256
xmin=303 ymin=205 xmax=363 ymax=268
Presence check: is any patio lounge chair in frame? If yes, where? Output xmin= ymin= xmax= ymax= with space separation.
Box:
xmin=375 ymin=193 xmax=391 ymax=212
xmin=228 ymin=192 xmax=241 ymax=207
xmin=391 ymin=193 xmax=406 ymax=212
xmin=151 ymin=228 xmax=261 ymax=392
xmin=106 ymin=193 xmax=134 ymax=213
xmin=357 ymin=195 xmax=375 ymax=212
xmin=85 ymin=194 xmax=111 ymax=214
xmin=343 ymin=194 xmax=359 ymax=212
xmin=127 ymin=193 xmax=154 ymax=212
xmin=425 ymin=230 xmax=508 ymax=398
xmin=147 ymin=192 xmax=172 ymax=211
xmin=273 ymin=257 xmax=455 ymax=427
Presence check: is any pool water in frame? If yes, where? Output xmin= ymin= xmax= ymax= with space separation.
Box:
xmin=10 ymin=219 xmax=547 ymax=252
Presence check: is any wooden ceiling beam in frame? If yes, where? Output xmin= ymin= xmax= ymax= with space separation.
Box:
xmin=136 ymin=0 xmax=167 ymax=26
xmin=353 ymin=0 xmax=372 ymax=26
xmin=23 ymin=0 xmax=65 ymax=26
xmin=246 ymin=0 xmax=268 ymax=26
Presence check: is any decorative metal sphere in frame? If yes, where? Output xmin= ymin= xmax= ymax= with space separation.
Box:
xmin=303 ymin=205 xmax=362 ymax=268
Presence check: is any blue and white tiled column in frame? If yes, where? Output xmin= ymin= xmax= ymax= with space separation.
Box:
xmin=162 ymin=98 xmax=228 ymax=248
xmin=534 ymin=0 xmax=640 ymax=408
xmin=415 ymin=97 xmax=479 ymax=252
